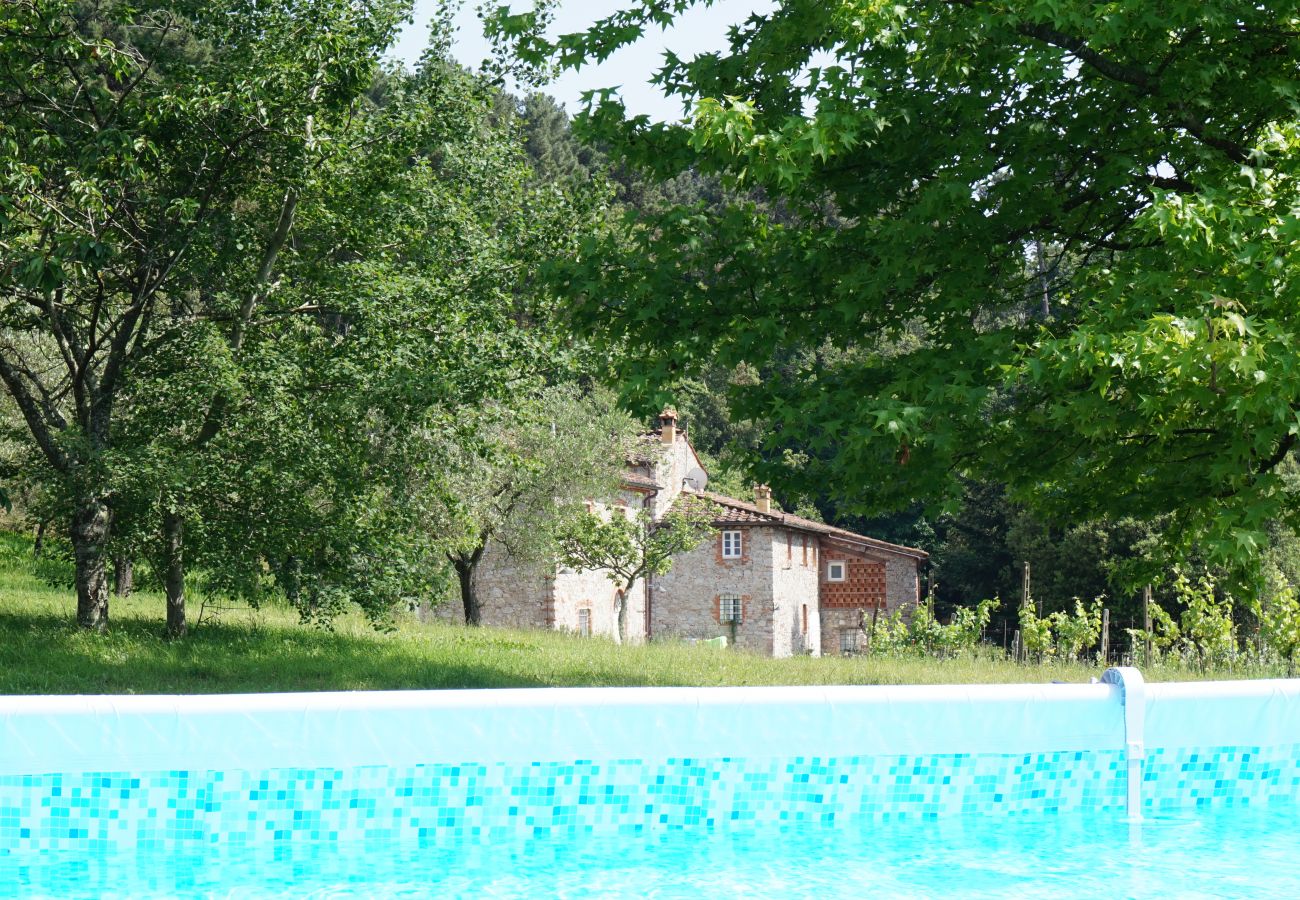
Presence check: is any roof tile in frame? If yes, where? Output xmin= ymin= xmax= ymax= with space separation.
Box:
xmin=687 ymin=491 xmax=928 ymax=560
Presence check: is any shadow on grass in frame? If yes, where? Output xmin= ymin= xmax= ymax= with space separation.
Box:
xmin=0 ymin=609 xmax=568 ymax=694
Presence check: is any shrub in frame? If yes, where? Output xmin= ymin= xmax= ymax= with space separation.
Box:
xmin=1050 ymin=599 xmax=1103 ymax=662
xmin=1174 ymin=571 xmax=1237 ymax=670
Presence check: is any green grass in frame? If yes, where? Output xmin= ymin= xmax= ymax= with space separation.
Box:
xmin=0 ymin=531 xmax=1286 ymax=694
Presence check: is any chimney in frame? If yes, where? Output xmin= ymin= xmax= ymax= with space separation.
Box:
xmin=754 ymin=484 xmax=772 ymax=514
xmin=659 ymin=406 xmax=678 ymax=445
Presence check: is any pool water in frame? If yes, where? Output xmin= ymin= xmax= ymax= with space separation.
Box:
xmin=4 ymin=804 xmax=1297 ymax=898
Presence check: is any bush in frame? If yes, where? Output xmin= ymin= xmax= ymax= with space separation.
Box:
xmin=1174 ymin=571 xmax=1237 ymax=670
xmin=1018 ymin=603 xmax=1054 ymax=661
xmin=865 ymin=598 xmax=998 ymax=659
xmin=1051 ymin=599 xmax=1103 ymax=662
xmin=1254 ymin=588 xmax=1300 ymax=675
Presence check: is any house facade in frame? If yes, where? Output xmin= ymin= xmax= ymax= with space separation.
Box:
xmin=451 ymin=408 xmax=928 ymax=657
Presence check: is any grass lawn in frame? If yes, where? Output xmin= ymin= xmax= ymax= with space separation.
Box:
xmin=0 ymin=532 xmax=1284 ymax=694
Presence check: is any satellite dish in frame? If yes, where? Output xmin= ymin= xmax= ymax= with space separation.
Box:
xmin=684 ymin=466 xmax=708 ymax=492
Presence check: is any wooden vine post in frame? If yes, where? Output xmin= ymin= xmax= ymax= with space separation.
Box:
xmin=1142 ymin=585 xmax=1153 ymax=666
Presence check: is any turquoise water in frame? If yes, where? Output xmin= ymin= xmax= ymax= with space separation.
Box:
xmin=4 ymin=805 xmax=1298 ymax=898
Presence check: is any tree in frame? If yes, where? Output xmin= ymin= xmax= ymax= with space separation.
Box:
xmin=489 ymin=0 xmax=1300 ymax=575
xmin=437 ymin=386 xmax=638 ymax=626
xmin=0 ymin=0 xmax=409 ymax=629
xmin=557 ymin=501 xmax=715 ymax=643
xmin=107 ymin=46 xmax=578 ymax=634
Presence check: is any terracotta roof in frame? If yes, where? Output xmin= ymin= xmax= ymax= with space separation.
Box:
xmin=621 ymin=471 xmax=662 ymax=490
xmin=689 ymin=490 xmax=929 ymax=560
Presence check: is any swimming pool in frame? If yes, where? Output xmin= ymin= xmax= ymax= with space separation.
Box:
xmin=3 ymin=670 xmax=1299 ymax=897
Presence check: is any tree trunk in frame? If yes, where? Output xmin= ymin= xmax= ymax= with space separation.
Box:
xmin=33 ymin=520 xmax=46 ymax=557
xmin=162 ymin=511 xmax=186 ymax=639
xmin=71 ymin=500 xmax=111 ymax=632
xmin=615 ymin=591 xmax=628 ymax=645
xmin=113 ymin=555 xmax=133 ymax=598
xmin=453 ymin=554 xmax=481 ymax=626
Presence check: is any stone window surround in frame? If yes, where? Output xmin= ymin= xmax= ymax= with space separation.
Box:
xmin=719 ymin=595 xmax=743 ymax=623
xmin=712 ymin=593 xmax=751 ymax=625
xmin=827 ymin=560 xmax=847 ymax=582
xmin=721 ymin=530 xmax=743 ymax=559
xmin=715 ymin=530 xmax=751 ymax=567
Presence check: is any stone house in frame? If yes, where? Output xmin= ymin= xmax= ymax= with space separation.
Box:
xmin=453 ymin=408 xmax=928 ymax=657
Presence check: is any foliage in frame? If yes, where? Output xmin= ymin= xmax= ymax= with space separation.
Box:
xmin=1173 ymin=571 xmax=1238 ymax=669
xmin=1050 ymin=599 xmax=1104 ymax=663
xmin=1126 ymin=599 xmax=1181 ymax=662
xmin=0 ymin=0 xmax=613 ymax=632
xmin=434 ymin=386 xmax=639 ymax=625
xmin=0 ymin=0 xmax=414 ymax=627
xmin=557 ymin=500 xmax=716 ymax=643
xmin=1018 ymin=604 xmax=1055 ymax=661
xmin=865 ymin=597 xmax=998 ymax=659
xmin=946 ymin=599 xmax=1000 ymax=657
xmin=1255 ymin=589 xmax=1300 ymax=675
xmin=3 ymin=529 xmax=1296 ymax=691
xmin=487 ymin=0 xmax=1300 ymax=578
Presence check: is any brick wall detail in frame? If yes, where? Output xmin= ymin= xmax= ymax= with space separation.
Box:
xmin=817 ymin=544 xmax=921 ymax=655
xmin=820 ymin=547 xmax=887 ymax=610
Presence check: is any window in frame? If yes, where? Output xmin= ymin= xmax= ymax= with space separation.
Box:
xmin=577 ymin=608 xmax=591 ymax=637
xmin=827 ymin=561 xmax=847 ymax=582
xmin=720 ymin=595 xmax=743 ymax=624
xmin=722 ymin=530 xmax=743 ymax=559
xmin=839 ymin=629 xmax=860 ymax=654
xmin=801 ymin=604 xmax=809 ymax=635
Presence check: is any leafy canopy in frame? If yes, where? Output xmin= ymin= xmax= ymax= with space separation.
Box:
xmin=487 ymin=0 xmax=1300 ymax=575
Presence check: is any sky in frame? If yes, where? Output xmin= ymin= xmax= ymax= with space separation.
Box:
xmin=389 ymin=1 xmax=774 ymax=122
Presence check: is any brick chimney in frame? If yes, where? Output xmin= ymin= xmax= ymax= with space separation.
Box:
xmin=754 ymin=484 xmax=772 ymax=514
xmin=659 ymin=406 xmax=678 ymax=444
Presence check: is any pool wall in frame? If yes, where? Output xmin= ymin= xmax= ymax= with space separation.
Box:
xmin=3 ymin=674 xmax=1300 ymax=852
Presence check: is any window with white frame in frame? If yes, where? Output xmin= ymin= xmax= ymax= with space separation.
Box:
xmin=720 ymin=595 xmax=743 ymax=624
xmin=839 ymin=629 xmax=859 ymax=654
xmin=722 ymin=530 xmax=743 ymax=559
xmin=577 ymin=608 xmax=591 ymax=637
xmin=827 ymin=561 xmax=847 ymax=582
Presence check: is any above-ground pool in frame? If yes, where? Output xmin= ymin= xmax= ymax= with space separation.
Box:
xmin=3 ymin=669 xmax=1300 ymax=897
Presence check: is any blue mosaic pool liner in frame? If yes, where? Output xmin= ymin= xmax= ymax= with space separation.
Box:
xmin=4 ymin=744 xmax=1296 ymax=853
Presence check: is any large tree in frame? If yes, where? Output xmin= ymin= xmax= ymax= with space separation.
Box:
xmin=491 ymin=0 xmax=1300 ymax=575
xmin=0 ymin=0 xmax=410 ymax=629
xmin=103 ymin=47 xmax=579 ymax=633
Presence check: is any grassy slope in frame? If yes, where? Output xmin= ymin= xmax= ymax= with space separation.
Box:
xmin=0 ymin=533 xmax=1281 ymax=694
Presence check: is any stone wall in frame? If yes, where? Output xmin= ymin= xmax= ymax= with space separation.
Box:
xmin=650 ymin=525 xmax=775 ymax=653
xmin=438 ymin=485 xmax=654 ymax=643
xmin=820 ymin=606 xmax=867 ymax=656
xmin=886 ymin=556 xmax=921 ymax=608
xmin=646 ymin=430 xmax=704 ymax=519
xmin=552 ymin=568 xmax=647 ymax=644
xmin=432 ymin=540 xmax=550 ymax=629
xmin=771 ymin=530 xmax=821 ymax=657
